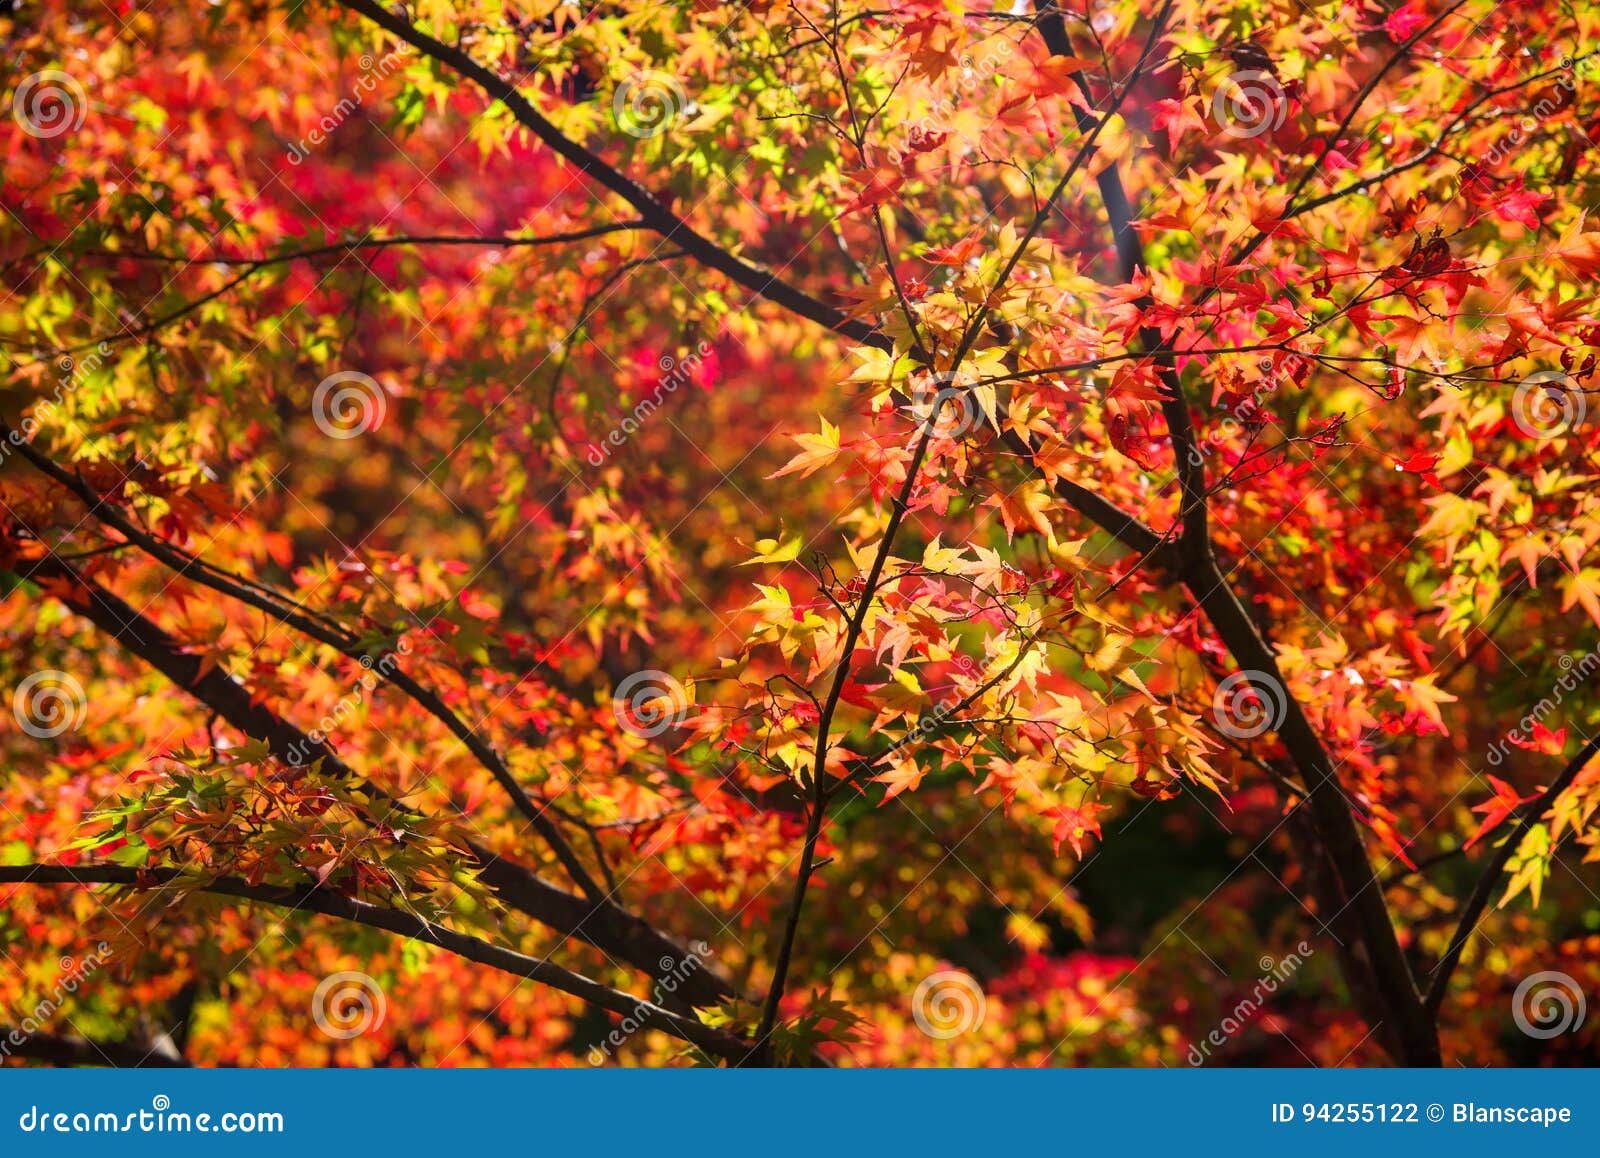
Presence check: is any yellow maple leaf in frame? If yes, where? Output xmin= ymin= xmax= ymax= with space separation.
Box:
xmin=769 ymin=416 xmax=843 ymax=480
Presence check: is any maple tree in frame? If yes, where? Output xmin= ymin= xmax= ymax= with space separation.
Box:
xmin=2 ymin=0 xmax=1598 ymax=1068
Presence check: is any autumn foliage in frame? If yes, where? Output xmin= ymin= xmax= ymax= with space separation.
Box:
xmin=1 ymin=0 xmax=1599 ymax=1067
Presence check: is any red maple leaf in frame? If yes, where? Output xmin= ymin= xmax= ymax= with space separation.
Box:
xmin=1464 ymin=775 xmax=1541 ymax=849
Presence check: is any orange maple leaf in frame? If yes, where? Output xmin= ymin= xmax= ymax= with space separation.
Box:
xmin=1045 ymin=801 xmax=1109 ymax=858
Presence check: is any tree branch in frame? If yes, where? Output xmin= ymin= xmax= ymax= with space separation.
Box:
xmin=332 ymin=0 xmax=890 ymax=351
xmin=81 ymin=222 xmax=644 ymax=267
xmin=0 ymin=865 xmax=745 ymax=1061
xmin=2 ymin=419 xmax=608 ymax=905
xmin=1035 ymin=0 xmax=1440 ymax=1066
xmin=15 ymin=552 xmax=736 ymax=1012
xmin=752 ymin=0 xmax=1176 ymax=1053
xmin=0 ymin=1027 xmax=189 ymax=1069
xmin=1424 ymin=734 xmax=1600 ymax=1014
